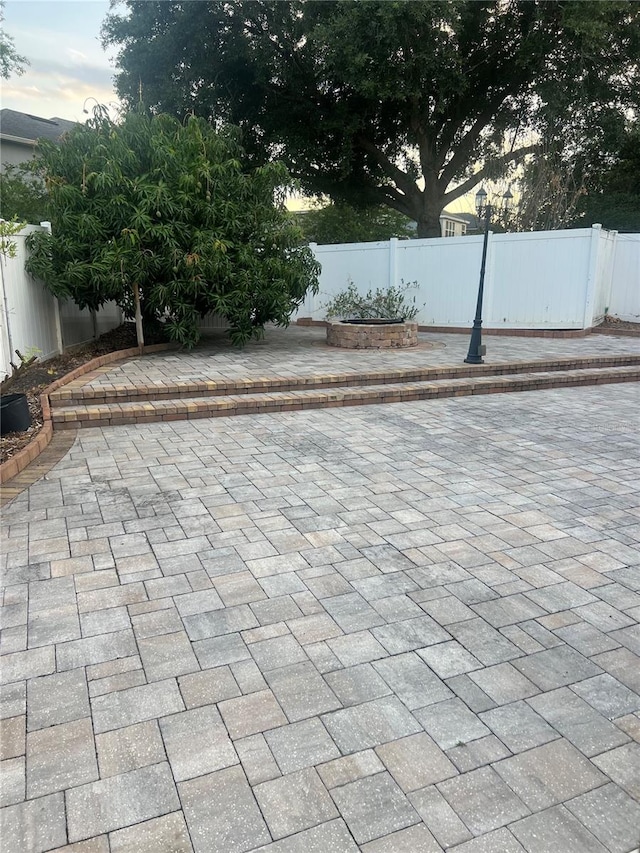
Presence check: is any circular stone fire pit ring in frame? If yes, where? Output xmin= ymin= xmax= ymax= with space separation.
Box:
xmin=326 ymin=319 xmax=418 ymax=349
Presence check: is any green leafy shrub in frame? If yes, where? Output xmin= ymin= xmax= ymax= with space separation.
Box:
xmin=26 ymin=106 xmax=319 ymax=347
xmin=0 ymin=164 xmax=47 ymax=224
xmin=323 ymin=279 xmax=421 ymax=321
xmin=0 ymin=216 xmax=26 ymax=259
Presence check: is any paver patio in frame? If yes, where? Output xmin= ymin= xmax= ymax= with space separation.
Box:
xmin=1 ymin=328 xmax=640 ymax=852
xmin=74 ymin=325 xmax=640 ymax=388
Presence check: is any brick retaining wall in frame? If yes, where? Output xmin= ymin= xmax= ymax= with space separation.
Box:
xmin=327 ymin=321 xmax=418 ymax=349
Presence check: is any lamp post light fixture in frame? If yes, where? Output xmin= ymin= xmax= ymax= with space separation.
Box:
xmin=464 ymin=186 xmax=512 ymax=365
xmin=502 ymin=187 xmax=514 ymax=218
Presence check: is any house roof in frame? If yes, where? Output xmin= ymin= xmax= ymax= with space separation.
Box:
xmin=455 ymin=213 xmax=479 ymax=225
xmin=0 ymin=109 xmax=77 ymax=145
xmin=441 ymin=210 xmax=472 ymax=225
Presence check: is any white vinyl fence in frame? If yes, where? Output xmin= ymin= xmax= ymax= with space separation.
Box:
xmin=0 ymin=225 xmax=122 ymax=378
xmin=1 ymin=224 xmax=638 ymax=378
xmin=297 ymin=224 xmax=639 ymax=330
xmin=609 ymin=234 xmax=640 ymax=322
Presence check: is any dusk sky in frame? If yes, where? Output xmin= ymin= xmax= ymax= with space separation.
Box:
xmin=2 ymin=0 xmax=480 ymax=215
xmin=2 ymin=0 xmax=121 ymax=123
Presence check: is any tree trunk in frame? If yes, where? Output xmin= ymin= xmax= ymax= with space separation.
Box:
xmin=416 ymin=216 xmax=442 ymax=238
xmin=132 ymin=281 xmax=145 ymax=354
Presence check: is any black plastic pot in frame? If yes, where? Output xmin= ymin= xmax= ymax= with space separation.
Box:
xmin=341 ymin=318 xmax=405 ymax=325
xmin=1 ymin=393 xmax=32 ymax=435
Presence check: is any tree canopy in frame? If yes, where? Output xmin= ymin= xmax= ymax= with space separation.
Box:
xmin=511 ymin=120 xmax=640 ymax=233
xmin=297 ymin=202 xmax=414 ymax=245
xmin=0 ymin=1 xmax=28 ymax=79
xmin=573 ymin=125 xmax=640 ymax=233
xmin=26 ymin=108 xmax=319 ymax=347
xmin=103 ymin=1 xmax=640 ymax=237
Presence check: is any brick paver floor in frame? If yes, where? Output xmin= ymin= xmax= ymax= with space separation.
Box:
xmin=79 ymin=325 xmax=640 ymax=389
xmin=2 ymin=372 xmax=640 ymax=851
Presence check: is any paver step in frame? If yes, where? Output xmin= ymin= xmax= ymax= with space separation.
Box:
xmin=51 ymin=365 xmax=640 ymax=429
xmin=48 ymin=353 xmax=640 ymax=407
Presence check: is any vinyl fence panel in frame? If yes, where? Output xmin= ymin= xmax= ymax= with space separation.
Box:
xmin=396 ymin=234 xmax=488 ymax=326
xmin=489 ymin=229 xmax=591 ymax=329
xmin=608 ymin=234 xmax=640 ymax=322
xmin=0 ymin=226 xmax=60 ymax=377
xmin=1 ymin=224 xmax=123 ymax=378
xmin=298 ymin=225 xmax=638 ymax=331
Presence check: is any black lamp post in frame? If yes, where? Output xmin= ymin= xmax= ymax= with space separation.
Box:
xmin=464 ymin=187 xmax=512 ymax=364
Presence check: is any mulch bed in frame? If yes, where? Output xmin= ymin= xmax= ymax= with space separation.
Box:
xmin=1 ymin=325 xmax=145 ymax=464
xmin=600 ymin=316 xmax=640 ymax=333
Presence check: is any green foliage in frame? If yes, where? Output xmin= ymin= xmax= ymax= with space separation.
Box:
xmin=25 ymin=107 xmax=319 ymax=347
xmin=573 ymin=125 xmax=640 ymax=233
xmin=297 ymin=202 xmax=414 ymax=245
xmin=515 ymin=122 xmax=640 ymax=233
xmin=103 ymin=1 xmax=640 ymax=238
xmin=0 ymin=164 xmax=48 ymax=224
xmin=0 ymin=1 xmax=28 ymax=79
xmin=0 ymin=217 xmax=26 ymax=259
xmin=323 ymin=280 xmax=420 ymax=321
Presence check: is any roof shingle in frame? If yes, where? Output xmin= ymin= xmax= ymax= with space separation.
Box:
xmin=0 ymin=109 xmax=77 ymax=143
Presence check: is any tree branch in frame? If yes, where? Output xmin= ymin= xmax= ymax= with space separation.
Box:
xmin=379 ymin=188 xmax=415 ymax=219
xmin=356 ymin=135 xmax=420 ymax=204
xmin=437 ymin=88 xmax=524 ymax=186
xmin=435 ymin=56 xmax=534 ymax=182
xmin=442 ymin=144 xmax=540 ymax=204
xmin=417 ymin=131 xmax=437 ymax=187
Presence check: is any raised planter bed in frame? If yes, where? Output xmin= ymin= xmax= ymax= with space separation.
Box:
xmin=327 ymin=319 xmax=418 ymax=349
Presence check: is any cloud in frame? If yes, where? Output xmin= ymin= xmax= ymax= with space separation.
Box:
xmin=2 ymin=0 xmax=119 ymax=120
xmin=67 ymin=48 xmax=89 ymax=64
xmin=30 ymin=56 xmax=115 ymax=89
xmin=3 ymin=63 xmax=119 ymax=121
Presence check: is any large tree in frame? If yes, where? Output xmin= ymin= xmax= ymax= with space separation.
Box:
xmin=512 ymin=120 xmax=640 ymax=233
xmin=0 ymin=1 xmax=28 ymax=79
xmin=297 ymin=202 xmax=415 ymax=245
xmin=26 ymin=108 xmax=319 ymax=348
xmin=573 ymin=124 xmax=640 ymax=233
xmin=103 ymin=1 xmax=640 ymax=237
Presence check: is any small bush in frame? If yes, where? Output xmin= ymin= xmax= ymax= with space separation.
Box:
xmin=323 ymin=279 xmax=421 ymax=320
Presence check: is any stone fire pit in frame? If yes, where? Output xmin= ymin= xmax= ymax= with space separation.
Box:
xmin=327 ymin=319 xmax=418 ymax=349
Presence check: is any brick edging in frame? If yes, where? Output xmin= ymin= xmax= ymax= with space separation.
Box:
xmin=593 ymin=326 xmax=640 ymax=337
xmin=296 ymin=318 xmax=597 ymax=339
xmin=43 ymin=342 xmax=176 ymax=395
xmin=417 ymin=325 xmax=593 ymax=338
xmin=52 ymin=353 xmax=640 ymax=407
xmin=0 ymin=342 xmax=177 ymax=485
xmin=0 ymin=429 xmax=78 ymax=507
xmin=50 ymin=364 xmax=640 ymax=429
xmin=297 ymin=317 xmax=640 ymax=339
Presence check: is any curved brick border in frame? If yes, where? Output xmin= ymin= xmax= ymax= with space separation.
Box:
xmin=327 ymin=320 xmax=418 ymax=348
xmin=0 ymin=429 xmax=78 ymax=507
xmin=0 ymin=343 xmax=176 ymax=485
